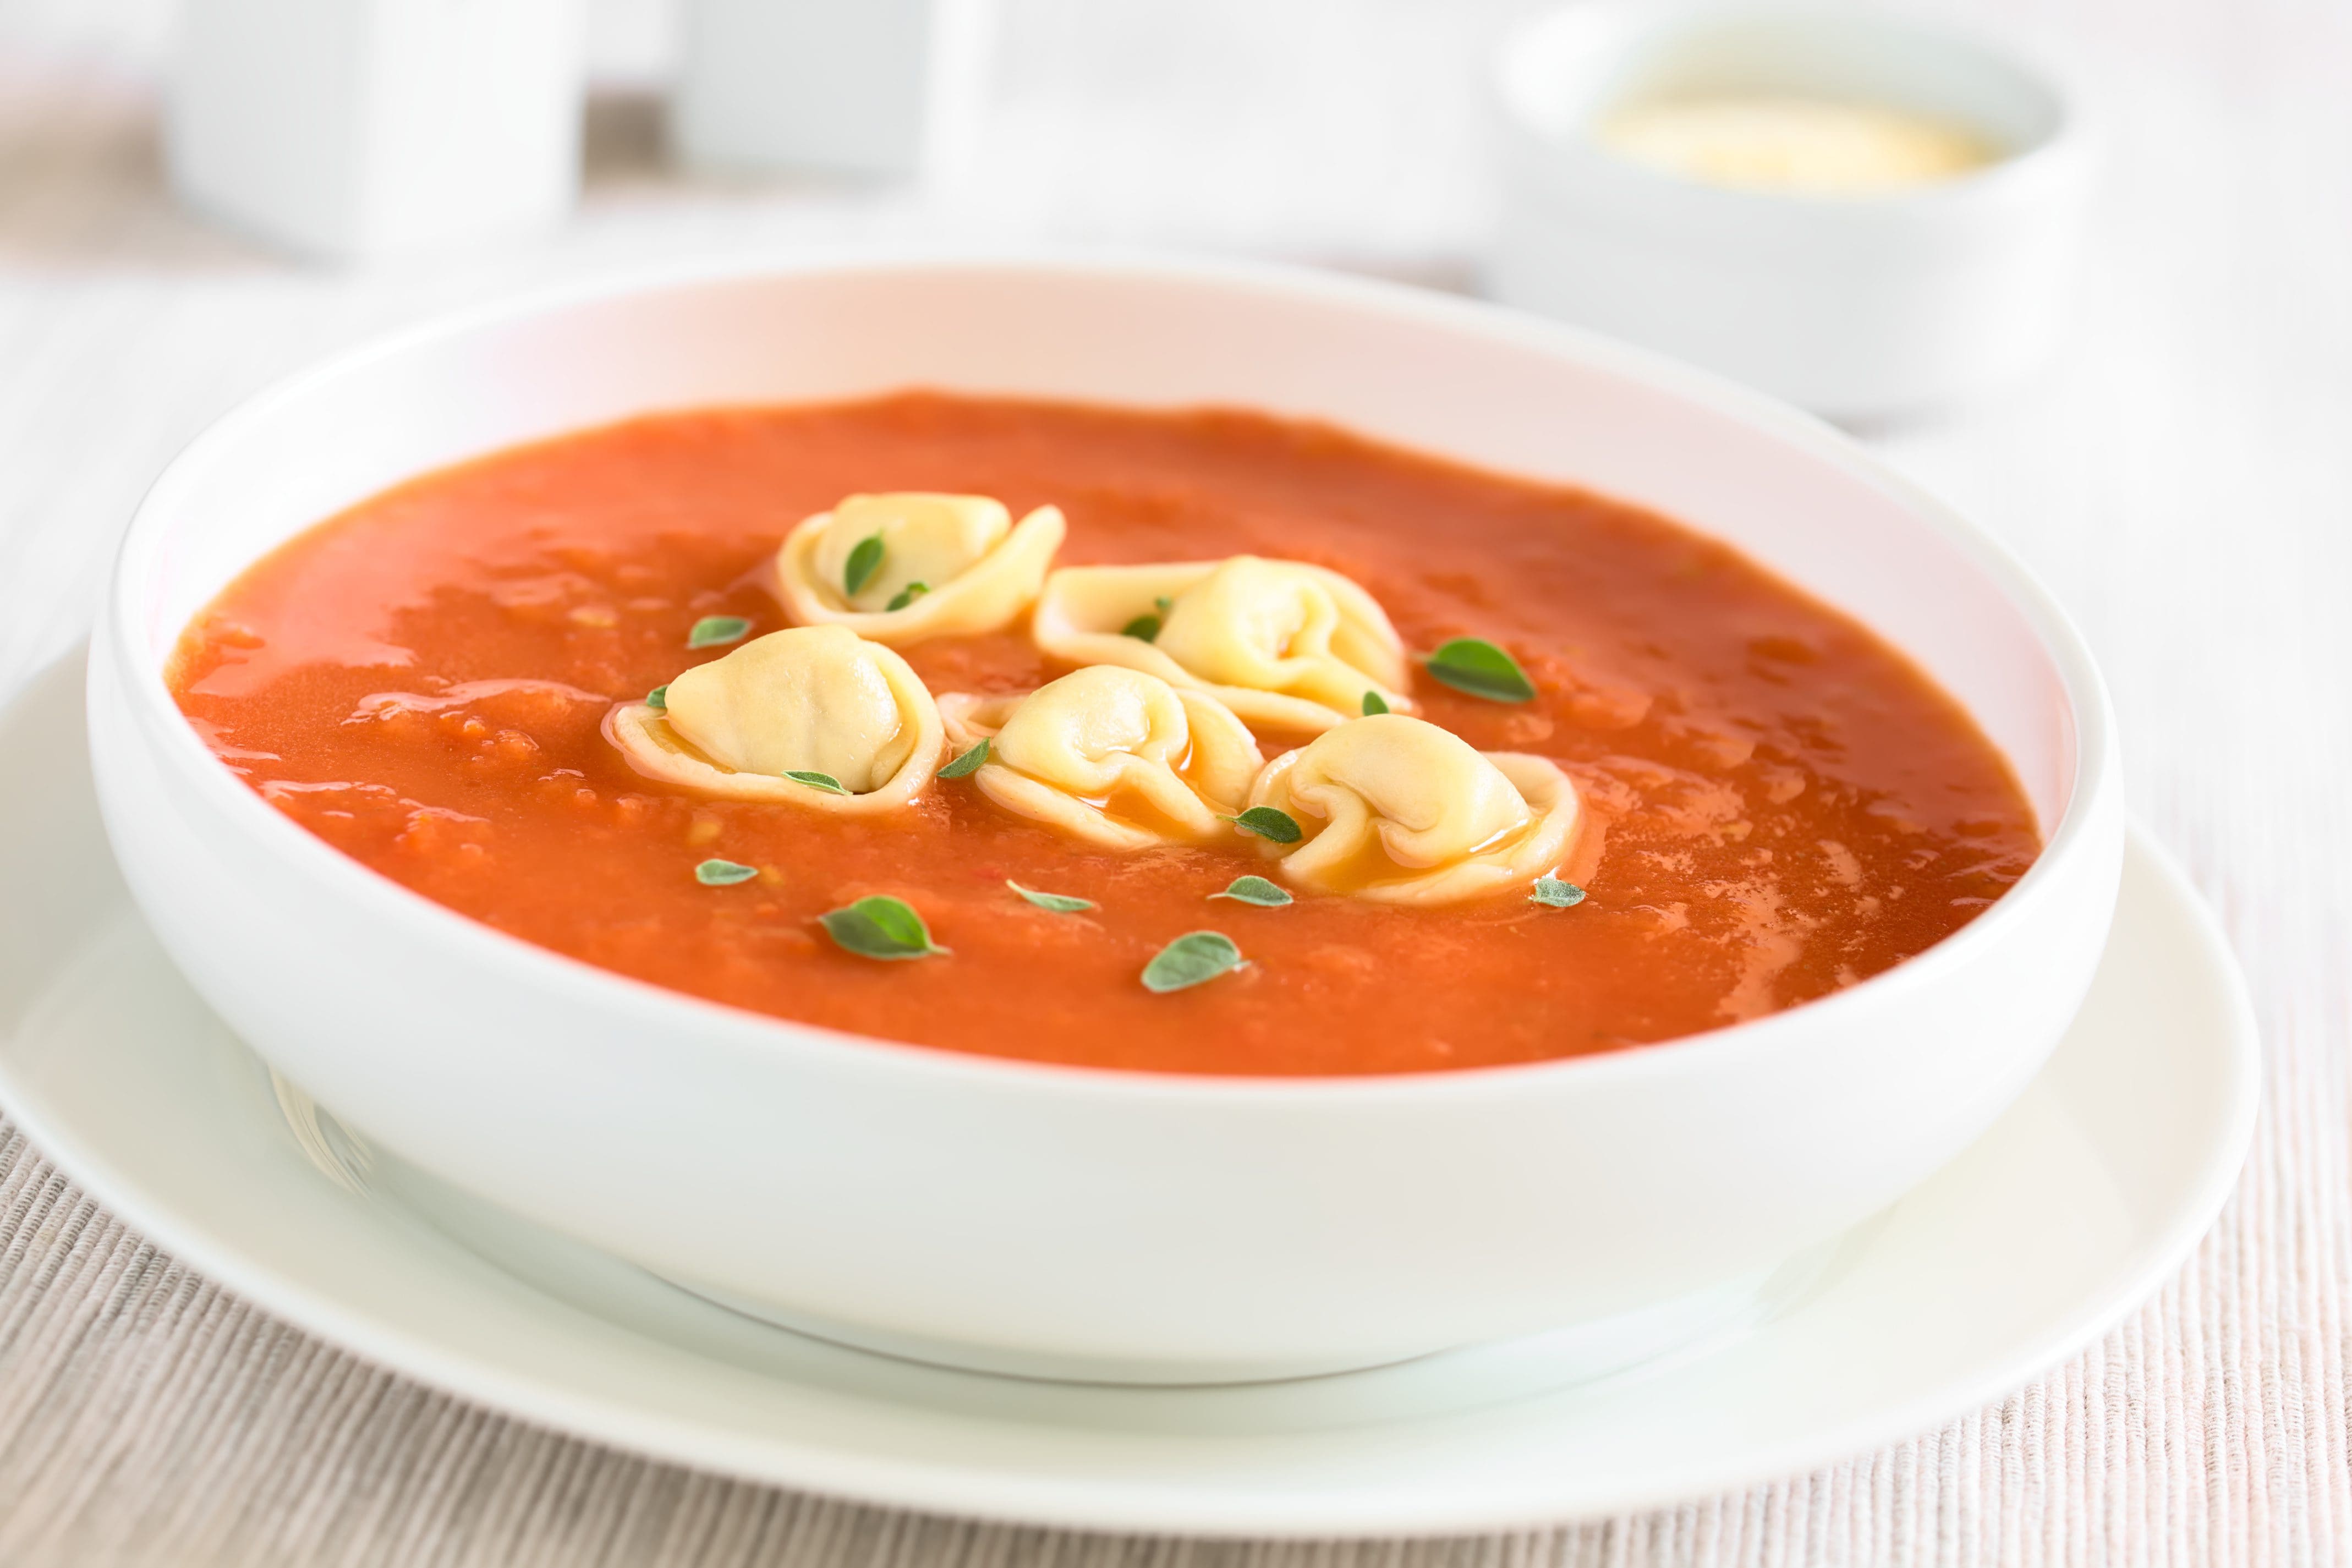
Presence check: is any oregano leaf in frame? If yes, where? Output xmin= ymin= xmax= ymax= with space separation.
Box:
xmin=939 ymin=738 xmax=990 ymax=778
xmin=687 ymin=615 xmax=752 ymax=649
xmin=1529 ymin=875 xmax=1587 ymax=908
xmin=1424 ymin=637 xmax=1536 ymax=703
xmin=844 ymin=534 xmax=886 ymax=596
xmin=783 ymin=770 xmax=849 ymax=794
xmin=1229 ymin=805 xmax=1303 ymax=844
xmin=1008 ymin=880 xmax=1095 ymax=913
xmin=1142 ymin=930 xmax=1245 ymax=993
xmin=819 ymin=895 xmax=947 ymax=960
xmin=1210 ymin=875 xmax=1292 ymax=907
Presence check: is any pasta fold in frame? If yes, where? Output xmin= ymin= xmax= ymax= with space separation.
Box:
xmin=775 ymin=492 xmax=1066 ymax=645
xmin=937 ymin=666 xmax=1260 ymax=850
xmin=1246 ymin=714 xmax=1581 ymax=904
xmin=1030 ymin=555 xmax=1412 ymax=732
xmin=606 ymin=625 xmax=942 ymax=812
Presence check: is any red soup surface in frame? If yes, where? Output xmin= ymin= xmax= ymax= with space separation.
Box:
xmin=170 ymin=393 xmax=2040 ymax=1076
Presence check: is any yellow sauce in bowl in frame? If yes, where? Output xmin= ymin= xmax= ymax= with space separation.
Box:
xmin=1597 ymin=92 xmax=1998 ymax=194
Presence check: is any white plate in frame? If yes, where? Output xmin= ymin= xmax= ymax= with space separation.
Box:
xmin=1 ymin=653 xmax=2256 ymax=1537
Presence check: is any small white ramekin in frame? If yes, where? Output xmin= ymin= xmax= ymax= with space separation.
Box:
xmin=89 ymin=256 xmax=2122 ymax=1384
xmin=1485 ymin=3 xmax=2096 ymax=421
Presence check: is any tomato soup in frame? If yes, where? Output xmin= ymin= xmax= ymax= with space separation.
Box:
xmin=168 ymin=394 xmax=2039 ymax=1076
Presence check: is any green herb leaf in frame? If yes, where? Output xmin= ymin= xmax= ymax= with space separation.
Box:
xmin=646 ymin=684 xmax=668 ymax=709
xmin=688 ymin=615 xmax=752 ymax=649
xmin=1228 ymin=805 xmax=1303 ymax=845
xmin=1142 ymin=930 xmax=1245 ymax=993
xmin=783 ymin=770 xmax=849 ymax=795
xmin=1008 ymin=879 xmax=1095 ymax=913
xmin=1360 ymin=690 xmax=1389 ymax=716
xmin=1425 ymin=637 xmax=1536 ymax=702
xmin=1153 ymin=595 xmax=1174 ymax=612
xmin=1210 ymin=875 xmax=1292 ymax=907
xmin=938 ymin=738 xmax=990 ymax=778
xmin=885 ymin=580 xmax=930 ymax=612
xmin=694 ymin=859 xmax=759 ymax=886
xmin=819 ymin=895 xmax=947 ymax=960
xmin=1529 ymin=875 xmax=1587 ymax=908
xmin=1121 ymin=613 xmax=1163 ymax=643
xmin=844 ymin=534 xmax=886 ymax=596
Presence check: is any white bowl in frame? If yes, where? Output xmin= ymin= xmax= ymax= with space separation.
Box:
xmin=1486 ymin=3 xmax=2096 ymax=421
xmin=88 ymin=256 xmax=2123 ymax=1384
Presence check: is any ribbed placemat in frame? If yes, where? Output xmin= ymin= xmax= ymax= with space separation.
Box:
xmin=0 ymin=1104 xmax=2327 ymax=1566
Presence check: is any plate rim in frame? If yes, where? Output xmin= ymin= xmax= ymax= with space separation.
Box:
xmin=1 ymin=651 xmax=2260 ymax=1537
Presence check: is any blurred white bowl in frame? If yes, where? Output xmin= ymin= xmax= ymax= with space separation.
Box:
xmin=1486 ymin=2 xmax=2096 ymax=421
xmin=169 ymin=0 xmax=582 ymax=260
xmin=89 ymin=257 xmax=2122 ymax=1384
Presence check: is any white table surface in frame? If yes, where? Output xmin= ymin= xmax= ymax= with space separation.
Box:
xmin=2 ymin=0 xmax=2348 ymax=1562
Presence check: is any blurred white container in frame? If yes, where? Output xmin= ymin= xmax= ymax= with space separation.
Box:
xmin=672 ymin=0 xmax=994 ymax=183
xmin=1487 ymin=3 xmax=2095 ymax=421
xmin=168 ymin=0 xmax=584 ymax=262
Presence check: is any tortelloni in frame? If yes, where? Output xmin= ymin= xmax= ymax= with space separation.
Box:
xmin=1031 ymin=555 xmax=1413 ymax=732
xmin=606 ymin=626 xmax=944 ymax=812
xmin=1246 ymin=714 xmax=1582 ymax=906
xmin=936 ymin=666 xmax=1262 ymax=851
xmin=775 ymin=492 xmax=1066 ymax=645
